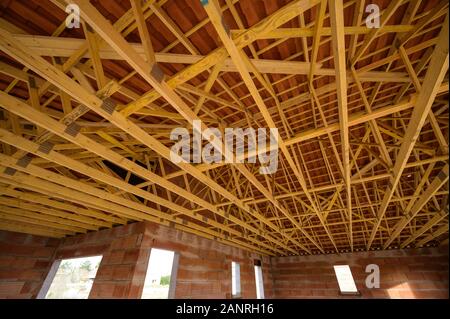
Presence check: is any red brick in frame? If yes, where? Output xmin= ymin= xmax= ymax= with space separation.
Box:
xmin=96 ymin=265 xmax=114 ymax=281
xmin=406 ymin=272 xmax=424 ymax=281
xmin=19 ymin=269 xmax=45 ymax=281
xmin=73 ymin=244 xmax=109 ymax=257
xmin=20 ymin=281 xmax=41 ymax=295
xmin=153 ymin=241 xmax=188 ymax=253
xmin=110 ymin=239 xmax=124 ymax=250
xmin=108 ymin=250 xmax=125 ymax=264
xmin=112 ymin=225 xmax=131 ymax=238
xmin=414 ymin=282 xmax=437 ymax=289
xmin=127 ymin=284 xmax=143 ymax=298
xmin=123 ymin=249 xmax=140 ymax=264
xmin=93 ymin=282 xmax=115 ymax=298
xmin=34 ymin=260 xmax=51 ymax=269
xmin=439 ymin=273 xmax=449 ymax=281
xmin=0 ymin=256 xmax=14 ymax=267
xmin=413 ymin=290 xmax=446 ymax=299
xmin=0 ymin=282 xmax=24 ymax=297
xmin=385 ymin=289 xmax=402 ymax=299
xmin=32 ymin=247 xmax=54 ymax=258
xmin=207 ymin=272 xmax=221 ymax=281
xmin=112 ymin=265 xmax=134 ymax=281
xmin=191 ymin=281 xmax=221 ymax=295
xmin=137 ymin=250 xmax=150 ymax=264
xmin=1 ymin=222 xmax=448 ymax=300
xmin=13 ymin=257 xmax=37 ymax=269
xmin=113 ymin=284 xmax=127 ymax=298
xmin=435 ymin=282 xmax=449 ymax=289
xmin=45 ymin=238 xmax=61 ymax=248
xmin=9 ymin=293 xmax=33 ymax=299
xmin=0 ymin=243 xmax=35 ymax=255
xmin=392 ymin=271 xmax=408 ymax=282
xmin=3 ymin=232 xmax=28 ymax=244
xmin=123 ymin=235 xmax=140 ymax=248
xmin=421 ymin=273 xmax=441 ymax=281
xmin=0 ymin=269 xmax=21 ymax=280
xmin=369 ymin=290 xmax=388 ymax=298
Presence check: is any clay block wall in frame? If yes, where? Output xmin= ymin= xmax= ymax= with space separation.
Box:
xmin=0 ymin=220 xmax=272 ymax=299
xmin=139 ymin=222 xmax=273 ymax=299
xmin=271 ymin=247 xmax=449 ymax=299
xmin=3 ymin=221 xmax=446 ymax=299
xmin=54 ymin=221 xmax=147 ymax=298
xmin=0 ymin=231 xmax=60 ymax=298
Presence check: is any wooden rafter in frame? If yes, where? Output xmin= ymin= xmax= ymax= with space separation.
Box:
xmin=0 ymin=0 xmax=447 ymax=254
xmin=367 ymin=13 xmax=449 ymax=249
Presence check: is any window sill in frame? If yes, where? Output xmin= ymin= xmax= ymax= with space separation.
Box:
xmin=339 ymin=291 xmax=361 ymax=297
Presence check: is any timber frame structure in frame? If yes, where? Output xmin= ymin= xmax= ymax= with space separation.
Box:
xmin=0 ymin=0 xmax=448 ymax=256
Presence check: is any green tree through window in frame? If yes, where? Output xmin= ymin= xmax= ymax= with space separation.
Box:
xmin=160 ymin=275 xmax=171 ymax=286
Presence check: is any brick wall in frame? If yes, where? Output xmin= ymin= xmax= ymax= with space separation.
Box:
xmin=55 ymin=221 xmax=272 ymax=298
xmin=0 ymin=231 xmax=60 ymax=298
xmin=0 ymin=220 xmax=272 ymax=299
xmin=1 ymin=222 xmax=447 ymax=299
xmin=54 ymin=221 xmax=146 ymax=298
xmin=271 ymin=247 xmax=449 ymax=299
xmin=138 ymin=222 xmax=273 ymax=299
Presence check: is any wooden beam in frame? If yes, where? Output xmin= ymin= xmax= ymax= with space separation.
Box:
xmin=351 ymin=1 xmax=404 ymax=65
xmin=237 ymin=82 xmax=447 ymax=174
xmin=416 ymin=224 xmax=449 ymax=247
xmin=0 ymin=0 xmax=447 ymax=254
xmin=82 ymin=23 xmax=107 ymax=89
xmin=118 ymin=0 xmax=321 ymax=116
xmin=284 ymin=83 xmax=448 ymax=146
xmin=383 ymin=164 xmax=449 ymax=248
xmin=204 ymin=0 xmax=337 ymax=253
xmin=329 ymin=0 xmax=351 ymax=250
xmin=130 ymin=0 xmax=156 ymax=65
xmin=308 ymin=0 xmax=327 ymax=82
xmin=0 ymin=220 xmax=67 ymax=238
xmin=0 ymin=206 xmax=85 ymax=234
xmin=401 ymin=207 xmax=449 ymax=248
xmin=251 ymin=25 xmax=415 ymax=39
xmin=63 ymin=0 xmax=317 ymax=254
xmin=0 ymin=92 xmax=288 ymax=254
xmin=399 ymin=1 xmax=449 ymax=47
xmin=193 ymin=61 xmax=223 ymax=115
xmin=0 ymin=160 xmax=274 ymax=255
xmin=0 ymin=186 xmax=118 ymax=226
xmin=149 ymin=2 xmax=196 ymax=55
xmin=428 ymin=110 xmax=449 ymax=154
xmin=0 ymin=127 xmax=283 ymax=255
xmin=3 ymin=35 xmax=421 ymax=81
xmin=367 ymin=14 xmax=449 ymax=249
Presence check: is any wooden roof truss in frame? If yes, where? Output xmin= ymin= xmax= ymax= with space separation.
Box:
xmin=0 ymin=0 xmax=448 ymax=256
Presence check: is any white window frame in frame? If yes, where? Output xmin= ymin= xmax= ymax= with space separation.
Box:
xmin=231 ymin=261 xmax=241 ymax=298
xmin=38 ymin=255 xmax=103 ymax=299
xmin=141 ymin=248 xmax=179 ymax=299
xmin=168 ymin=252 xmax=179 ymax=299
xmin=254 ymin=264 xmax=265 ymax=299
xmin=333 ymin=265 xmax=360 ymax=295
xmin=37 ymin=260 xmax=61 ymax=299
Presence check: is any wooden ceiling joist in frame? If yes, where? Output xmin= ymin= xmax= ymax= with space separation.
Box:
xmin=367 ymin=13 xmax=449 ymax=249
xmin=0 ymin=0 xmax=447 ymax=254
